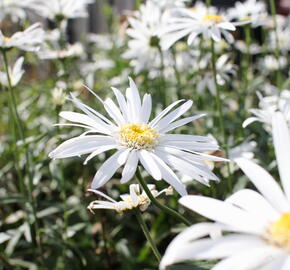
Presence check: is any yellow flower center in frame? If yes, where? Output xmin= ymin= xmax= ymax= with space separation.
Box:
xmin=118 ymin=123 xmax=159 ymax=149
xmin=3 ymin=36 xmax=11 ymax=42
xmin=268 ymin=212 xmax=290 ymax=250
xmin=202 ymin=14 xmax=223 ymax=24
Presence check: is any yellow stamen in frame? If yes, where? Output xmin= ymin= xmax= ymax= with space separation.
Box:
xmin=202 ymin=14 xmax=223 ymax=23
xmin=268 ymin=212 xmax=290 ymax=250
xmin=3 ymin=36 xmax=11 ymax=42
xmin=118 ymin=123 xmax=159 ymax=149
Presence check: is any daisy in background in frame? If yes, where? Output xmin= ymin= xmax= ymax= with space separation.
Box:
xmin=122 ymin=0 xmax=170 ymax=74
xmin=37 ymin=42 xmax=84 ymax=60
xmin=227 ymin=0 xmax=268 ymax=28
xmin=0 ymin=57 xmax=24 ymax=87
xmin=243 ymin=91 xmax=290 ymax=131
xmin=160 ymin=1 xmax=237 ymax=50
xmin=0 ymin=0 xmax=31 ymax=22
xmin=26 ymin=0 xmax=94 ymax=21
xmin=0 ymin=23 xmax=44 ymax=52
xmin=161 ymin=112 xmax=290 ymax=270
xmin=88 ymin=184 xmax=172 ymax=214
xmin=49 ymin=78 xmax=226 ymax=196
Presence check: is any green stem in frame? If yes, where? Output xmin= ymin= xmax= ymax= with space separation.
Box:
xmin=269 ymin=0 xmax=282 ymax=91
xmin=1 ymin=49 xmax=44 ymax=265
xmin=243 ymin=24 xmax=251 ymax=110
xmin=210 ymin=40 xmax=232 ymax=192
xmin=158 ymin=47 xmax=168 ymax=106
xmin=136 ymin=168 xmax=191 ymax=226
xmin=171 ymin=48 xmax=182 ymax=99
xmin=134 ymin=209 xmax=161 ymax=262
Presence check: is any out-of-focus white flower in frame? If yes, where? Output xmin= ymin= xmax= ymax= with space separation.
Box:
xmin=38 ymin=43 xmax=84 ymax=60
xmin=195 ymin=54 xmax=236 ymax=94
xmin=0 ymin=0 xmax=30 ymax=22
xmin=27 ymin=0 xmax=93 ymax=20
xmin=227 ymin=0 xmax=268 ymax=28
xmin=262 ymin=55 xmax=287 ymax=72
xmin=234 ymin=40 xmax=262 ymax=54
xmin=243 ymin=91 xmax=290 ymax=130
xmin=52 ymin=82 xmax=67 ymax=107
xmin=268 ymin=26 xmax=290 ymax=54
xmin=87 ymin=184 xmax=172 ymax=214
xmin=49 ymin=78 xmax=226 ymax=196
xmin=122 ymin=1 xmax=170 ymax=73
xmin=0 ymin=57 xmax=24 ymax=87
xmin=151 ymin=0 xmax=188 ymax=9
xmin=0 ymin=23 xmax=44 ymax=51
xmin=161 ymin=112 xmax=290 ymax=270
xmin=160 ymin=1 xmax=237 ymax=50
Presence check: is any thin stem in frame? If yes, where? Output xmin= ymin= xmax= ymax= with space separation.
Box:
xmin=210 ymin=40 xmax=232 ymax=192
xmin=171 ymin=48 xmax=182 ymax=99
xmin=1 ymin=49 xmax=44 ymax=265
xmin=136 ymin=168 xmax=191 ymax=226
xmin=134 ymin=209 xmax=161 ymax=262
xmin=243 ymin=24 xmax=251 ymax=110
xmin=158 ymin=47 xmax=168 ymax=106
xmin=269 ymin=0 xmax=282 ymax=91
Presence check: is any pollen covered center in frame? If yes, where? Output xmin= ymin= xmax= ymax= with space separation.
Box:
xmin=268 ymin=212 xmax=290 ymax=250
xmin=118 ymin=123 xmax=159 ymax=149
xmin=202 ymin=14 xmax=223 ymax=24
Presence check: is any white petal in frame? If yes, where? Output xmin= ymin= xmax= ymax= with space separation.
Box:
xmin=155 ymin=100 xmax=193 ymax=131
xmin=91 ymin=149 xmax=130 ymax=189
xmin=140 ymin=94 xmax=152 ymax=123
xmin=226 ymin=189 xmax=280 ymax=222
xmin=59 ymin=111 xmax=111 ymax=134
xmin=160 ymin=114 xmax=205 ymax=133
xmin=83 ymin=145 xmax=117 ymax=165
xmin=212 ymin=246 xmax=283 ymax=270
xmin=138 ymin=150 xmax=162 ymax=180
xmin=111 ymin=87 xmax=129 ymax=122
xmin=179 ymin=195 xmax=266 ymax=234
xmin=149 ymin=100 xmax=184 ymax=127
xmin=103 ymin=98 xmax=126 ymax=125
xmin=126 ymin=77 xmax=142 ymax=122
xmin=257 ymin=255 xmax=287 ymax=270
xmin=235 ymin=157 xmax=289 ymax=213
xmin=272 ymin=112 xmax=290 ymax=203
xmin=49 ymin=135 xmax=115 ymax=159
xmin=121 ymin=151 xmax=139 ymax=183
xmin=87 ymin=189 xmax=117 ymax=203
xmin=210 ymin=27 xmax=221 ymax=42
xmin=218 ymin=22 xmax=236 ymax=31
xmin=242 ymin=117 xmax=260 ymax=128
xmin=151 ymin=153 xmax=187 ymax=196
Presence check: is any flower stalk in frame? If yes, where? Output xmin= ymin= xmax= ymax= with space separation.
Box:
xmin=134 ymin=209 xmax=161 ymax=262
xmin=136 ymin=168 xmax=191 ymax=226
xmin=210 ymin=40 xmax=232 ymax=192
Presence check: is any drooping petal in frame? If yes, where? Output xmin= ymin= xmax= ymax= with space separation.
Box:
xmin=151 ymin=153 xmax=187 ymax=196
xmin=138 ymin=150 xmax=162 ymax=180
xmin=91 ymin=149 xmax=130 ymax=189
xmin=121 ymin=150 xmax=139 ymax=183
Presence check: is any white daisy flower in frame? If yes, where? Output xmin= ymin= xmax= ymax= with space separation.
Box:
xmin=87 ymin=184 xmax=172 ymax=214
xmin=194 ymin=54 xmax=236 ymax=95
xmin=49 ymin=78 xmax=225 ymax=196
xmin=227 ymin=0 xmax=268 ymax=28
xmin=161 ymin=112 xmax=290 ymax=270
xmin=0 ymin=0 xmax=30 ymax=22
xmin=243 ymin=91 xmax=290 ymax=130
xmin=0 ymin=23 xmax=44 ymax=52
xmin=0 ymin=57 xmax=24 ymax=87
xmin=160 ymin=1 xmax=237 ymax=50
xmin=122 ymin=1 xmax=170 ymax=73
xmin=27 ymin=0 xmax=94 ymax=20
xmin=38 ymin=43 xmax=84 ymax=60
